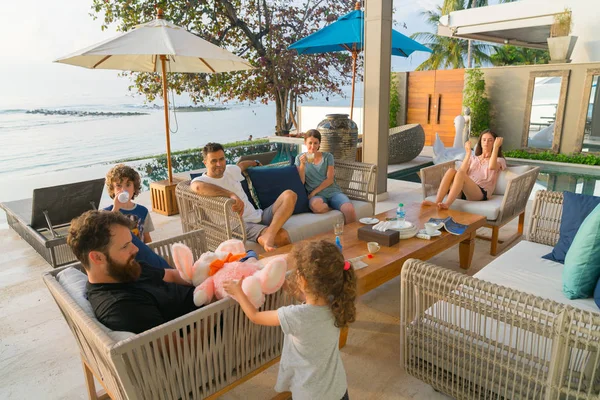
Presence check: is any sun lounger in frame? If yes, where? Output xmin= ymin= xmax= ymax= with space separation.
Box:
xmin=0 ymin=178 xmax=105 ymax=268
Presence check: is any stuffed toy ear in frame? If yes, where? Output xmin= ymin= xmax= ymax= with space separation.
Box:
xmin=216 ymin=239 xmax=246 ymax=255
xmin=171 ymin=243 xmax=194 ymax=283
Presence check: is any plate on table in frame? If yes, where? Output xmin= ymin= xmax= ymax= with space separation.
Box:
xmin=418 ymin=229 xmax=442 ymax=237
xmin=359 ymin=217 xmax=379 ymax=225
xmin=389 ymin=220 xmax=414 ymax=231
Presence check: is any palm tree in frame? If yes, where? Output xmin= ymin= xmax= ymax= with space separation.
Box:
xmin=411 ymin=7 xmax=493 ymax=70
xmin=491 ymin=45 xmax=550 ymax=66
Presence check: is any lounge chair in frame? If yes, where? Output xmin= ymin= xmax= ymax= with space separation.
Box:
xmin=43 ymin=229 xmax=294 ymax=400
xmin=420 ymin=162 xmax=540 ymax=255
xmin=0 ymin=178 xmax=105 ymax=267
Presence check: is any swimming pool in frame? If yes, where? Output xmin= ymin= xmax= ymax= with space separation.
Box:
xmin=388 ymin=160 xmax=600 ymax=197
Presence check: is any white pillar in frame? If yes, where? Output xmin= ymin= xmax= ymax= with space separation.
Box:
xmin=363 ymin=0 xmax=392 ymax=195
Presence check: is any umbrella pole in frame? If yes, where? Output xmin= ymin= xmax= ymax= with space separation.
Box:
xmin=160 ymin=55 xmax=173 ymax=184
xmin=350 ymin=50 xmax=358 ymax=121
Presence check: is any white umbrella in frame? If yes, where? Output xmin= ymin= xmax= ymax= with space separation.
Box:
xmin=55 ymin=9 xmax=254 ymax=183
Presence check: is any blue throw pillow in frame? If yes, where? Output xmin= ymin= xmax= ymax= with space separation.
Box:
xmin=543 ymin=191 xmax=600 ymax=264
xmin=190 ymin=172 xmax=202 ymax=180
xmin=132 ymin=234 xmax=172 ymax=269
xmin=246 ymin=165 xmax=309 ymax=214
xmin=563 ymin=203 xmax=600 ymax=299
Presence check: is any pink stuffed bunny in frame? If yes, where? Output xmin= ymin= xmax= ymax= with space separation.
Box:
xmin=172 ymin=239 xmax=287 ymax=308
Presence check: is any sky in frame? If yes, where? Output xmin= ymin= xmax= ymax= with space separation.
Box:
xmin=0 ymin=0 xmax=441 ymax=109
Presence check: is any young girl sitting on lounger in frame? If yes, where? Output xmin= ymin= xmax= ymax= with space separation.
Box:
xmin=295 ymin=129 xmax=357 ymax=224
xmin=423 ymin=129 xmax=506 ymax=210
xmin=223 ymin=240 xmax=356 ymax=400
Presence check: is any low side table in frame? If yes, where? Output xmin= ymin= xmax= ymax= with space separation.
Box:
xmin=150 ymin=178 xmax=182 ymax=216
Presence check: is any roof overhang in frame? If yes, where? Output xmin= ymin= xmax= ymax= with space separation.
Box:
xmin=437 ymin=0 xmax=569 ymax=50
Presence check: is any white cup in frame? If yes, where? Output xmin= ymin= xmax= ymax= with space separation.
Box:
xmin=117 ymin=191 xmax=130 ymax=203
xmin=367 ymin=241 xmax=381 ymax=254
xmin=424 ymin=222 xmax=440 ymax=235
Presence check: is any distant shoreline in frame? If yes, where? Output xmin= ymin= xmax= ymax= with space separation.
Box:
xmin=26 ymin=109 xmax=149 ymax=117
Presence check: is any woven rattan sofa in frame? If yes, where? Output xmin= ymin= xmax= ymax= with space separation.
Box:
xmin=43 ymin=229 xmax=293 ymax=400
xmin=421 ymin=161 xmax=540 ymax=255
xmin=176 ymin=160 xmax=377 ymax=251
xmin=400 ymin=190 xmax=600 ymax=400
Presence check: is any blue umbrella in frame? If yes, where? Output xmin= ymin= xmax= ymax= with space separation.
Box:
xmin=289 ymin=4 xmax=432 ymax=120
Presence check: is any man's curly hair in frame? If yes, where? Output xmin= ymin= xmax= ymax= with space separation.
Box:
xmin=105 ymin=164 xmax=141 ymax=199
xmin=67 ymin=210 xmax=133 ymax=269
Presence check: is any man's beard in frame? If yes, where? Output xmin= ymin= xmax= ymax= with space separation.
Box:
xmin=105 ymin=253 xmax=141 ymax=283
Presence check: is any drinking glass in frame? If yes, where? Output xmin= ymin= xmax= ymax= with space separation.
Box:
xmin=333 ymin=219 xmax=344 ymax=236
xmin=306 ymin=152 xmax=315 ymax=164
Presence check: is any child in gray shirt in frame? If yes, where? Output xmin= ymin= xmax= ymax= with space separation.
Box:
xmin=224 ymin=240 xmax=357 ymax=399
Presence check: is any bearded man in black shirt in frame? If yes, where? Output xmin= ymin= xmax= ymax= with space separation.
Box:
xmin=67 ymin=210 xmax=198 ymax=333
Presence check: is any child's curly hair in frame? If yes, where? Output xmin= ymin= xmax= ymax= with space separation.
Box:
xmin=288 ymin=240 xmax=357 ymax=328
xmin=105 ymin=164 xmax=141 ymax=200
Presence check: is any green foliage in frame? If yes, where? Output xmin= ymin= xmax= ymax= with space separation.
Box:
xmin=90 ymin=0 xmax=355 ymax=135
xmin=389 ymin=74 xmax=400 ymax=128
xmin=491 ymin=45 xmax=549 ymax=66
xmin=411 ymin=6 xmax=493 ymax=70
xmin=135 ymin=142 xmax=279 ymax=186
xmin=504 ymin=150 xmax=600 ymax=166
xmin=114 ymin=139 xmax=269 ymax=163
xmin=463 ymin=68 xmax=491 ymax=137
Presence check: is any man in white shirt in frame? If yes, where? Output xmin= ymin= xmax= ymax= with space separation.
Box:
xmin=191 ymin=143 xmax=297 ymax=252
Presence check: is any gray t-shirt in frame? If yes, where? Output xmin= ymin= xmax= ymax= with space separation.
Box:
xmin=295 ymin=152 xmax=342 ymax=199
xmin=275 ymin=304 xmax=347 ymax=400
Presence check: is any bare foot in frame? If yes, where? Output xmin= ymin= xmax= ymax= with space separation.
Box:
xmin=437 ymin=202 xmax=449 ymax=210
xmin=422 ymin=200 xmax=436 ymax=207
xmin=257 ymin=236 xmax=277 ymax=252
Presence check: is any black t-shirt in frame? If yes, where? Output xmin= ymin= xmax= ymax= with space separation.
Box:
xmin=87 ymin=263 xmax=197 ymax=334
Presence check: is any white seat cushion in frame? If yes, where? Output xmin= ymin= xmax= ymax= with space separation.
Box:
xmin=475 ymin=241 xmax=599 ymax=313
xmin=424 ymin=194 xmax=503 ymax=221
xmin=282 ymin=200 xmax=372 ymax=243
xmin=494 ymin=165 xmax=533 ymax=195
xmin=57 ymin=267 xmax=136 ymax=341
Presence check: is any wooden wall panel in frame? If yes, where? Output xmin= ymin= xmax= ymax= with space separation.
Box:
xmin=406 ymin=69 xmax=464 ymax=146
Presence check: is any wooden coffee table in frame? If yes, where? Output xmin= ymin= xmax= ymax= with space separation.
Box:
xmin=265 ymin=202 xmax=486 ymax=348
xmin=268 ymin=202 xmax=486 ymax=297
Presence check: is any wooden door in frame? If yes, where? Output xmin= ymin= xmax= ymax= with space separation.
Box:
xmin=407 ymin=70 xmax=464 ymax=146
xmin=406 ymin=71 xmax=435 ymax=144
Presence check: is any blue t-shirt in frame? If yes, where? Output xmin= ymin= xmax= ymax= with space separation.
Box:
xmin=294 ymin=152 xmax=342 ymax=199
xmin=104 ymin=203 xmax=153 ymax=240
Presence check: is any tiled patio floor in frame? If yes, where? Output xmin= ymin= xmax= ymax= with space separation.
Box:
xmin=0 ymin=160 xmax=530 ymax=399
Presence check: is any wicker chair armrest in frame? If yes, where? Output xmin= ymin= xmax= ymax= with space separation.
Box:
xmin=419 ymin=161 xmax=456 ymax=199
xmin=176 ymin=180 xmax=245 ymax=251
xmin=527 ymin=190 xmax=564 ymax=247
xmin=400 ymin=258 xmax=600 ymax=398
xmin=334 ymin=160 xmax=378 ymax=213
xmin=494 ymin=166 xmax=540 ymax=224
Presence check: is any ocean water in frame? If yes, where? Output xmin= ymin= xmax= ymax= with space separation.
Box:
xmin=0 ymin=100 xmax=280 ymax=202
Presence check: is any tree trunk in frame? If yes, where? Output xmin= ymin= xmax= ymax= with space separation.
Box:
xmin=274 ymin=88 xmax=290 ymax=136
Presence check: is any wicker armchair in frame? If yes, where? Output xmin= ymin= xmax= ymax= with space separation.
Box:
xmin=420 ymin=161 xmax=540 ymax=255
xmin=176 ymin=160 xmax=377 ymax=251
xmin=43 ymin=229 xmax=293 ymax=400
xmin=400 ymin=259 xmax=600 ymax=400
xmin=401 ymin=190 xmax=600 ymax=400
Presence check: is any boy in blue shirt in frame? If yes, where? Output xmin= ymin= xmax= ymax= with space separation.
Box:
xmin=104 ymin=164 xmax=154 ymax=243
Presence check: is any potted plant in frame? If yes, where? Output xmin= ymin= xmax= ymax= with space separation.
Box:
xmin=547 ymin=8 xmax=577 ymax=63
